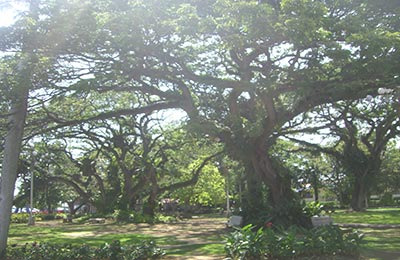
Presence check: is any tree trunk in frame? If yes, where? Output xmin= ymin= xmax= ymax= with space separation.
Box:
xmin=0 ymin=90 xmax=29 ymax=257
xmin=143 ymin=168 xmax=159 ymax=219
xmin=246 ymin=144 xmax=311 ymax=227
xmin=122 ymin=172 xmax=134 ymax=210
xmin=251 ymin=147 xmax=291 ymax=207
xmin=311 ymin=171 xmax=319 ymax=202
xmin=0 ymin=1 xmax=38 ymax=256
xmin=143 ymin=190 xmax=157 ymax=219
xmin=350 ymin=173 xmax=368 ymax=211
xmin=241 ymin=167 xmax=266 ymax=222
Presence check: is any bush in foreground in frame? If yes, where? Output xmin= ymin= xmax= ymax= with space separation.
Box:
xmin=225 ymin=224 xmax=363 ymax=260
xmin=7 ymin=240 xmax=165 ymax=260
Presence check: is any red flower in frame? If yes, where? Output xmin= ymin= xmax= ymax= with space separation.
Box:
xmin=265 ymin=221 xmax=273 ymax=228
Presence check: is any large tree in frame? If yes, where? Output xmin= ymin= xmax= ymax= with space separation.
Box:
xmin=1 ymin=1 xmax=400 ymax=253
xmin=376 ymin=142 xmax=400 ymax=196
xmin=0 ymin=0 xmax=186 ymax=254
xmin=0 ymin=0 xmax=42 ymax=255
xmin=157 ymin=0 xmax=400 ymax=222
xmin=286 ymin=96 xmax=400 ymax=211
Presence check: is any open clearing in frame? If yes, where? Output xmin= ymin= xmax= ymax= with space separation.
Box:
xmin=9 ymin=211 xmax=400 ymax=260
xmin=9 ymin=215 xmax=228 ymax=259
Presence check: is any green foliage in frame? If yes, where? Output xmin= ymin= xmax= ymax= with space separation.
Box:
xmin=113 ymin=209 xmax=132 ymax=223
xmin=130 ymin=213 xmax=154 ymax=224
xmin=153 ymin=214 xmax=178 ymax=224
xmin=10 ymin=214 xmax=30 ymax=224
xmin=3 ymin=1 xmax=399 ymax=250
xmin=378 ymin=192 xmax=397 ymax=207
xmin=171 ymin=163 xmax=226 ymax=207
xmin=7 ymin=240 xmax=165 ymax=260
xmin=189 ymin=164 xmax=226 ymax=206
xmin=270 ymin=198 xmax=312 ymax=228
xmin=303 ymin=201 xmax=324 ymax=217
xmin=377 ymin=142 xmax=400 ymax=194
xmin=38 ymin=214 xmax=56 ymax=221
xmin=11 ymin=213 xmax=68 ymax=224
xmin=225 ymin=224 xmax=265 ymax=260
xmin=112 ymin=210 xmax=170 ymax=224
xmin=224 ymin=224 xmax=363 ymax=259
xmin=265 ymin=225 xmax=363 ymax=258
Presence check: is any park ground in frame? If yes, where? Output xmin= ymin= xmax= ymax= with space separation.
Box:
xmin=8 ymin=208 xmax=400 ymax=260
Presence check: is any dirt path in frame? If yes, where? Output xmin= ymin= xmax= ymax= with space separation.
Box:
xmin=36 ymin=216 xmax=229 ymax=260
xmin=126 ymin=216 xmax=228 ymax=259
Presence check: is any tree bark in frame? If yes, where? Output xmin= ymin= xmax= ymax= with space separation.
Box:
xmin=142 ymin=166 xmax=159 ymax=219
xmin=251 ymin=145 xmax=290 ymax=207
xmin=143 ymin=189 xmax=158 ymax=219
xmin=311 ymin=171 xmax=319 ymax=202
xmin=0 ymin=89 xmax=29 ymax=257
xmin=0 ymin=1 xmax=38 ymax=255
xmin=350 ymin=173 xmax=368 ymax=211
xmin=245 ymin=143 xmax=311 ymax=227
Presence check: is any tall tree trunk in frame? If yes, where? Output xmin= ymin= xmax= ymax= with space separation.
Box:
xmin=347 ymin=159 xmax=379 ymax=212
xmin=122 ymin=172 xmax=134 ymax=210
xmin=241 ymin=165 xmax=266 ymax=223
xmin=252 ymin=146 xmax=291 ymax=207
xmin=0 ymin=90 xmax=29 ymax=257
xmin=143 ymin=168 xmax=159 ymax=219
xmin=0 ymin=1 xmax=38 ymax=255
xmin=311 ymin=171 xmax=319 ymax=202
xmin=247 ymin=144 xmax=311 ymax=227
xmin=143 ymin=190 xmax=157 ymax=219
xmin=350 ymin=173 xmax=368 ymax=211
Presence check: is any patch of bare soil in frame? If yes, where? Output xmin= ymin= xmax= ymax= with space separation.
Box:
xmin=37 ymin=216 xmax=229 ymax=260
xmin=126 ymin=216 xmax=229 ymax=259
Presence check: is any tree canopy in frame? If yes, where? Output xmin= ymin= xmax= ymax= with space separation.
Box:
xmin=1 ymin=0 xmax=400 ymax=256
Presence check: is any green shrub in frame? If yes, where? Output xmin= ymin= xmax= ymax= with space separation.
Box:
xmin=224 ymin=224 xmax=363 ymax=260
xmin=379 ymin=192 xmax=395 ymax=206
xmin=321 ymin=201 xmax=336 ymax=214
xmin=132 ymin=212 xmax=155 ymax=224
xmin=39 ymin=214 xmax=56 ymax=221
xmin=11 ymin=213 xmax=30 ymax=224
xmin=112 ymin=210 xmax=159 ymax=224
xmin=303 ymin=202 xmax=324 ymax=217
xmin=154 ymin=214 xmax=178 ymax=223
xmin=124 ymin=241 xmax=165 ymax=259
xmin=113 ymin=209 xmax=132 ymax=222
xmin=271 ymin=199 xmax=311 ymax=228
xmin=225 ymin=224 xmax=265 ymax=260
xmin=7 ymin=240 xmax=165 ymax=260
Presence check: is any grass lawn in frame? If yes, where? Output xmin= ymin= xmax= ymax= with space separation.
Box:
xmin=332 ymin=207 xmax=400 ymax=225
xmin=8 ymin=209 xmax=400 ymax=259
xmin=8 ymin=217 xmax=227 ymax=258
xmin=9 ymin=223 xmax=157 ymax=246
xmin=332 ymin=207 xmax=400 ymax=260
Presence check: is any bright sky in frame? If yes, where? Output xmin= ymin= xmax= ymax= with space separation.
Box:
xmin=0 ymin=1 xmax=26 ymax=27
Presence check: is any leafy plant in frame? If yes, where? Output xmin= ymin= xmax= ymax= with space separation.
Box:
xmin=7 ymin=240 xmax=165 ymax=260
xmin=265 ymin=225 xmax=363 ymax=258
xmin=39 ymin=214 xmax=56 ymax=221
xmin=113 ymin=209 xmax=132 ymax=222
xmin=124 ymin=241 xmax=165 ymax=260
xmin=225 ymin=224 xmax=363 ymax=259
xmin=225 ymin=224 xmax=265 ymax=260
xmin=10 ymin=213 xmax=30 ymax=224
xmin=378 ymin=192 xmax=396 ymax=206
xmin=303 ymin=201 xmax=324 ymax=217
xmin=321 ymin=201 xmax=336 ymax=214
